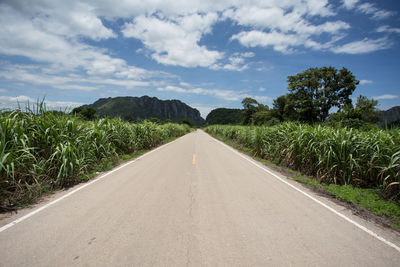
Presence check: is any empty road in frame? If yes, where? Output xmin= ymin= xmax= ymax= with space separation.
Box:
xmin=1 ymin=130 xmax=400 ymax=266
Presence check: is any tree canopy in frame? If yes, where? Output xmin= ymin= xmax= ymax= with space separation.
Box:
xmin=327 ymin=95 xmax=381 ymax=129
xmin=287 ymin=66 xmax=359 ymax=122
xmin=206 ymin=108 xmax=243 ymax=125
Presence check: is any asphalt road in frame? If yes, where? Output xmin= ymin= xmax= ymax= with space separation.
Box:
xmin=1 ymin=130 xmax=400 ymax=266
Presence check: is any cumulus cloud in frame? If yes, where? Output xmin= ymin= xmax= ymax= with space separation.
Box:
xmin=211 ymin=52 xmax=255 ymax=71
xmin=0 ymin=0 xmax=397 ymax=107
xmin=228 ymin=6 xmax=350 ymax=54
xmin=0 ymin=0 xmax=180 ymax=98
xmin=225 ymin=6 xmax=345 ymax=35
xmin=122 ymin=13 xmax=222 ymax=68
xmin=331 ymin=37 xmax=391 ymax=54
xmin=342 ymin=0 xmax=359 ymax=10
xmin=1 ymin=0 xmax=393 ymax=74
xmin=231 ymin=30 xmax=317 ymax=54
xmin=0 ymin=3 xmax=167 ymax=82
xmin=2 ymin=1 xmax=115 ymax=41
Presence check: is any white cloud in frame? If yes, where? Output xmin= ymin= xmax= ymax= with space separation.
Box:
xmin=0 ymin=95 xmax=84 ymax=110
xmin=3 ymin=1 xmax=115 ymax=41
xmin=0 ymin=5 xmax=156 ymax=79
xmin=377 ymin=25 xmax=400 ymax=34
xmin=0 ymin=64 xmax=164 ymax=92
xmin=179 ymin=82 xmax=191 ymax=87
xmin=259 ymin=87 xmax=266 ymax=92
xmin=32 ymin=9 xmax=116 ymax=41
xmin=211 ymin=52 xmax=254 ymax=71
xmin=0 ymin=0 xmax=397 ymax=102
xmin=157 ymin=85 xmax=271 ymax=102
xmin=241 ymin=52 xmax=255 ymax=58
xmin=0 ymin=2 xmax=176 ymax=95
xmin=305 ymin=0 xmax=335 ymax=16
xmin=331 ymin=37 xmax=391 ymax=54
xmin=122 ymin=14 xmax=222 ymax=68
xmin=342 ymin=0 xmax=359 ymax=10
xmin=230 ymin=17 xmax=351 ymax=54
xmin=225 ymin=5 xmax=344 ymax=35
xmin=360 ymin=80 xmax=373 ymax=84
xmin=231 ymin=30 xmax=305 ymax=54
xmin=359 ymin=80 xmax=373 ymax=85
xmin=373 ymin=94 xmax=398 ymax=100
xmin=358 ymin=3 xmax=394 ymax=20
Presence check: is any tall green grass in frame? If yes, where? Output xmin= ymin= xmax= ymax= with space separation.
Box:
xmin=205 ymin=123 xmax=400 ymax=199
xmin=0 ymin=109 xmax=190 ymax=209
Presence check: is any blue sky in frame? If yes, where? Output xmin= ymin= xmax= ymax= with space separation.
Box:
xmin=0 ymin=0 xmax=399 ymax=118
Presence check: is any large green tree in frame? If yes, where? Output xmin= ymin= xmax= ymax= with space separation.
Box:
xmin=287 ymin=67 xmax=359 ymax=122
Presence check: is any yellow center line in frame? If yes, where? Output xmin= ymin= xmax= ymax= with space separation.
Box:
xmin=192 ymin=154 xmax=196 ymax=165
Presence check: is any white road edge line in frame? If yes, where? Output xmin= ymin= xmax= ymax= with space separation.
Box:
xmin=0 ymin=136 xmax=184 ymax=233
xmin=208 ymin=132 xmax=400 ymax=253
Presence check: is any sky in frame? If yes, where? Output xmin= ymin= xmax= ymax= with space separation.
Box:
xmin=0 ymin=0 xmax=399 ymax=118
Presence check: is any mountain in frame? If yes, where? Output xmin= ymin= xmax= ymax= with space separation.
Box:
xmin=83 ymin=96 xmax=204 ymax=125
xmin=380 ymin=106 xmax=400 ymax=127
xmin=206 ymin=108 xmax=243 ymax=125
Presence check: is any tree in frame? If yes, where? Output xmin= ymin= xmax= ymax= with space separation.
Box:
xmin=205 ymin=108 xmax=243 ymax=125
xmin=241 ymin=97 xmax=259 ymax=125
xmin=71 ymin=106 xmax=97 ymax=120
xmin=326 ymin=95 xmax=381 ymax=129
xmin=241 ymin=97 xmax=277 ymax=125
xmin=272 ymin=94 xmax=297 ymax=122
xmin=287 ymin=67 xmax=359 ymax=122
xmin=251 ymin=110 xmax=279 ymax=126
xmin=355 ymin=95 xmax=381 ymax=123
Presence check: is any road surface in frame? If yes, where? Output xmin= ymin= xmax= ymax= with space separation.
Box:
xmin=1 ymin=130 xmax=400 ymax=266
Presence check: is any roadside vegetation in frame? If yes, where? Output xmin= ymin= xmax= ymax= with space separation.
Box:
xmin=206 ymin=66 xmax=389 ymax=129
xmin=205 ymin=124 xmax=400 ymax=194
xmin=0 ymin=105 xmax=191 ymax=210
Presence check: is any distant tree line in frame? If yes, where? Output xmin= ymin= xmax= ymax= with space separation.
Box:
xmin=207 ymin=66 xmax=382 ymax=129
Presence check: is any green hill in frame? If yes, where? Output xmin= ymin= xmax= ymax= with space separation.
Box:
xmin=380 ymin=106 xmax=400 ymax=127
xmin=81 ymin=96 xmax=204 ymax=125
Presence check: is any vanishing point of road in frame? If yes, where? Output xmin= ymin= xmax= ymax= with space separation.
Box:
xmin=1 ymin=130 xmax=400 ymax=266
